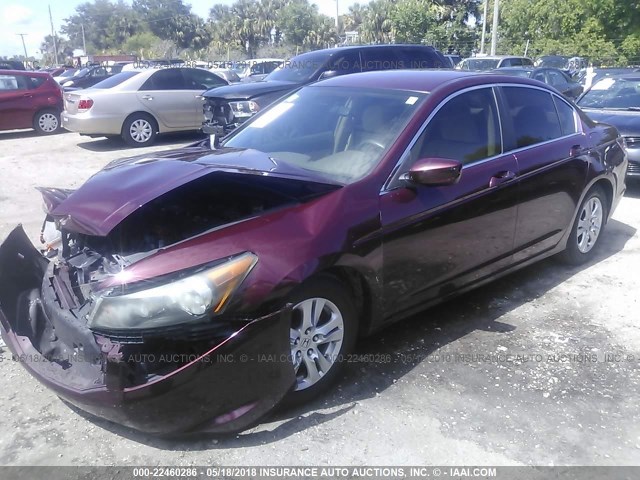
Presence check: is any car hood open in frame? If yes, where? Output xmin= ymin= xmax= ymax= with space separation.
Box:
xmin=41 ymin=146 xmax=341 ymax=237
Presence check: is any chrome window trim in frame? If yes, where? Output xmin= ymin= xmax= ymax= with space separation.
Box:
xmin=382 ymin=82 xmax=584 ymax=192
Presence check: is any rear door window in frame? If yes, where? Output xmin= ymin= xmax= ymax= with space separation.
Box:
xmin=396 ymin=48 xmax=445 ymax=69
xmin=360 ymin=48 xmax=401 ymax=72
xmin=183 ymin=69 xmax=227 ymax=89
xmin=0 ymin=75 xmax=20 ymax=90
xmin=501 ymin=86 xmax=563 ymax=149
xmin=140 ymin=69 xmax=186 ymax=90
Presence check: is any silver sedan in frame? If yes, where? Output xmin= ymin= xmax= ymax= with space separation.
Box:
xmin=61 ymin=67 xmax=228 ymax=146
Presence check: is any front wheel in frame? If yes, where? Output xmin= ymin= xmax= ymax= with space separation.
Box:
xmin=283 ymin=275 xmax=358 ymax=406
xmin=122 ymin=113 xmax=157 ymax=147
xmin=559 ymin=186 xmax=607 ymax=265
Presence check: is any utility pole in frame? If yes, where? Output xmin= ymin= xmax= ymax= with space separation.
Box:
xmin=16 ymin=34 xmax=28 ymax=61
xmin=335 ymin=0 xmax=340 ymax=33
xmin=490 ymin=0 xmax=500 ymax=55
xmin=480 ymin=0 xmax=489 ymax=54
xmin=48 ymin=4 xmax=59 ymax=65
xmin=81 ymin=24 xmax=87 ymax=55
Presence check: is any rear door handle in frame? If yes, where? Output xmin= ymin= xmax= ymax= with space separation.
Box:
xmin=489 ymin=170 xmax=516 ymax=188
xmin=142 ymin=95 xmax=153 ymax=100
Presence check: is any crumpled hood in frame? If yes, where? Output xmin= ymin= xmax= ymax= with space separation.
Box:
xmin=43 ymin=146 xmax=339 ymax=237
xmin=582 ymin=109 xmax=640 ymax=137
xmin=201 ymin=80 xmax=297 ymax=100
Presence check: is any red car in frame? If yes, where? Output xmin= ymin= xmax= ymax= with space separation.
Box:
xmin=0 ymin=70 xmax=627 ymax=435
xmin=0 ymin=70 xmax=63 ymax=134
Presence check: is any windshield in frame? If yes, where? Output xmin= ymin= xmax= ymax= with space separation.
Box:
xmin=92 ymin=71 xmax=140 ymax=89
xmin=224 ymin=86 xmax=426 ymax=183
xmin=578 ymin=77 xmax=640 ymax=109
xmin=264 ymin=52 xmax=330 ymax=83
xmin=459 ymin=58 xmax=500 ymax=71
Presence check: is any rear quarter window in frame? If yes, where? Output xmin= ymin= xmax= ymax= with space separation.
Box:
xmin=553 ymin=96 xmax=579 ymax=135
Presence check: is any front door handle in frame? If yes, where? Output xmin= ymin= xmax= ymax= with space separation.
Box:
xmin=141 ymin=95 xmax=153 ymax=100
xmin=570 ymin=144 xmax=583 ymax=157
xmin=489 ymin=170 xmax=516 ymax=188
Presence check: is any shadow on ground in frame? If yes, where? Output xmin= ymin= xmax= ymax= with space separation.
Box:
xmin=64 ymin=208 xmax=637 ymax=450
xmin=77 ymin=132 xmax=206 ymax=152
xmin=0 ymin=130 xmax=68 ymax=141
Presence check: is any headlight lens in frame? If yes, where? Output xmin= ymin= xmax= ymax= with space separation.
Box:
xmin=88 ymin=253 xmax=258 ymax=330
xmin=229 ymin=100 xmax=260 ymax=118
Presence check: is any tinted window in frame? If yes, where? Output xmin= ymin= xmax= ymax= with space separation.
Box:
xmin=397 ymin=48 xmax=444 ymax=69
xmin=522 ymin=58 xmax=534 ymax=66
xmin=509 ymin=58 xmax=522 ymax=67
xmin=327 ymin=50 xmax=361 ymax=75
xmin=265 ymin=51 xmax=331 ymax=82
xmin=140 ymin=69 xmax=186 ymax=90
xmin=547 ymin=70 xmax=568 ymax=87
xmin=554 ymin=96 xmax=578 ymax=135
xmin=361 ymin=48 xmax=401 ymax=72
xmin=532 ymin=71 xmax=546 ymax=82
xmin=183 ymin=69 xmax=226 ymax=89
xmin=502 ymin=87 xmax=562 ymax=148
xmin=28 ymin=76 xmax=46 ymax=89
xmin=93 ymin=71 xmax=140 ymax=89
xmin=413 ymin=87 xmax=502 ymax=164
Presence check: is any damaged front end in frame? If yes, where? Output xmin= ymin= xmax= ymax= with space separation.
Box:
xmin=0 ymin=221 xmax=294 ymax=435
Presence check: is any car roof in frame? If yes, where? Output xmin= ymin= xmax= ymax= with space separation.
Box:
xmin=295 ymin=44 xmax=437 ymax=58
xmin=0 ymin=69 xmax=50 ymax=77
xmin=315 ymin=69 xmax=545 ymax=93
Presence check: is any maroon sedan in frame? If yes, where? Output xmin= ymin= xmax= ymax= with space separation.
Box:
xmin=0 ymin=70 xmax=627 ymax=435
xmin=0 ymin=70 xmax=63 ymax=134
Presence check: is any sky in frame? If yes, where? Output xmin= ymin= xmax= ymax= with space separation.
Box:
xmin=0 ymin=0 xmax=361 ymax=58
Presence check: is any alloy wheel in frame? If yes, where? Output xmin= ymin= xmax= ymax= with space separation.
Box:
xmin=576 ymin=196 xmax=603 ymax=253
xmin=290 ymin=297 xmax=345 ymax=391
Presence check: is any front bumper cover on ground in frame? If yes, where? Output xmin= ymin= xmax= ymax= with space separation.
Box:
xmin=0 ymin=225 xmax=295 ymax=435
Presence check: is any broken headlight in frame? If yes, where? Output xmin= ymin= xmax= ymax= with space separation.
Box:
xmin=88 ymin=253 xmax=258 ymax=330
xmin=229 ymin=100 xmax=260 ymax=118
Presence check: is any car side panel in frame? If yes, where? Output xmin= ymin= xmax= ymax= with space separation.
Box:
xmin=511 ymin=135 xmax=589 ymax=262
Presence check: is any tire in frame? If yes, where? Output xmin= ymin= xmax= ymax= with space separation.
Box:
xmin=282 ymin=275 xmax=358 ymax=407
xmin=559 ymin=186 xmax=607 ymax=265
xmin=33 ymin=109 xmax=61 ymax=135
xmin=121 ymin=113 xmax=157 ymax=147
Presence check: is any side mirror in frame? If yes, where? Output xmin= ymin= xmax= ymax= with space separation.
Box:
xmin=318 ymin=70 xmax=339 ymax=80
xmin=401 ymin=158 xmax=462 ymax=186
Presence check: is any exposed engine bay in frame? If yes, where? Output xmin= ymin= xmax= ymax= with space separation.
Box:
xmin=41 ymin=170 xmax=338 ymax=311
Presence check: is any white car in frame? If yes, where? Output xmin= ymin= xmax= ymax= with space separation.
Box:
xmin=61 ymin=67 xmax=228 ymax=146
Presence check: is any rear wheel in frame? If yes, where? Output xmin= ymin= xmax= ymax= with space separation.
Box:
xmin=559 ymin=186 xmax=607 ymax=265
xmin=122 ymin=113 xmax=157 ymax=147
xmin=282 ymin=275 xmax=358 ymax=406
xmin=33 ymin=109 xmax=60 ymax=134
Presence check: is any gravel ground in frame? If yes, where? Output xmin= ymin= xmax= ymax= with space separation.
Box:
xmin=0 ymin=130 xmax=639 ymax=467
